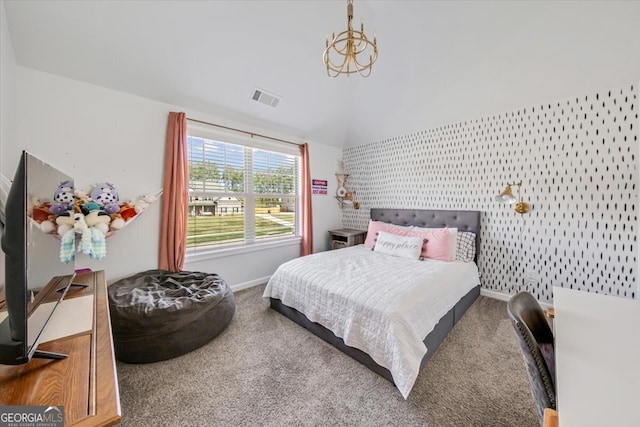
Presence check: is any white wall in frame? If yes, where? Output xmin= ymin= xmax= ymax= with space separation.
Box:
xmin=346 ymin=1 xmax=640 ymax=147
xmin=0 ymin=2 xmax=15 ymax=160
xmin=1 ymin=62 xmax=342 ymax=288
xmin=0 ymin=2 xmax=17 ymax=290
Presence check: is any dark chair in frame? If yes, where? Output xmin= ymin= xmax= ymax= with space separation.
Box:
xmin=507 ymin=292 xmax=556 ymax=426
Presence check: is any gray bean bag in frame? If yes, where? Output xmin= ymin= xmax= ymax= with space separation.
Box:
xmin=108 ymin=269 xmax=235 ymax=363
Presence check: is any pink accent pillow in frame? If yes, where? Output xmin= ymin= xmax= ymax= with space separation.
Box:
xmin=363 ymin=220 xmax=412 ymax=248
xmin=366 ymin=221 xmax=452 ymax=262
xmin=416 ymin=227 xmax=451 ymax=261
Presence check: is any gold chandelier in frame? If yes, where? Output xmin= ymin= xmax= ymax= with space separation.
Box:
xmin=323 ymin=0 xmax=378 ymax=78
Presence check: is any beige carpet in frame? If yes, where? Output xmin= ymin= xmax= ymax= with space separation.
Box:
xmin=116 ymin=285 xmax=538 ymax=427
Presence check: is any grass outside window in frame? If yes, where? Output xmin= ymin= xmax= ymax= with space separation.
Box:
xmin=187 ymin=212 xmax=295 ymax=247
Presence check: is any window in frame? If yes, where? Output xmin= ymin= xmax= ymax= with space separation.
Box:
xmin=186 ymin=125 xmax=300 ymax=252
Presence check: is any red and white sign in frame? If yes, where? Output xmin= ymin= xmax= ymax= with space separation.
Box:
xmin=312 ymin=179 xmax=328 ymax=195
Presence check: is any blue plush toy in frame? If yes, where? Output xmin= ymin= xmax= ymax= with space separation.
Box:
xmin=50 ymin=180 xmax=75 ymax=214
xmin=90 ymin=182 xmax=120 ymax=214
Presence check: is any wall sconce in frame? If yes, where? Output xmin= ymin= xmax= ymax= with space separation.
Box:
xmin=495 ymin=181 xmax=530 ymax=214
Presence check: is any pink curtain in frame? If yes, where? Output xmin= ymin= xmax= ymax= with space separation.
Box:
xmin=159 ymin=112 xmax=188 ymax=272
xmin=300 ymin=143 xmax=313 ymax=256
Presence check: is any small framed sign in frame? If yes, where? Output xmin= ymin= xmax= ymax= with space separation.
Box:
xmin=312 ymin=179 xmax=328 ymax=195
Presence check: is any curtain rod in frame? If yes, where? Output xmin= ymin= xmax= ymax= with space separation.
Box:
xmin=186 ymin=117 xmax=302 ymax=147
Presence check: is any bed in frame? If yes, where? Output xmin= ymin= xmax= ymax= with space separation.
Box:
xmin=263 ymin=208 xmax=481 ymax=398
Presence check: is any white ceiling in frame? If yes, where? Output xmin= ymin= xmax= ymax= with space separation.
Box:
xmin=4 ymin=1 xmax=640 ymax=148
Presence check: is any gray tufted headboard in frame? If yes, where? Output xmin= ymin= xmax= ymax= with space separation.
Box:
xmin=370 ymin=208 xmax=481 ymax=262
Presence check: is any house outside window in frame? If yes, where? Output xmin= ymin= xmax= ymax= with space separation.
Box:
xmin=186 ymin=124 xmax=300 ymax=253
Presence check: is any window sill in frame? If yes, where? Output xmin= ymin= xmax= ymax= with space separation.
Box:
xmin=185 ymin=237 xmax=302 ymax=263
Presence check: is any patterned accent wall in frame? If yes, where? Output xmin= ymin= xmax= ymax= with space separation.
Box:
xmin=343 ymin=84 xmax=638 ymax=302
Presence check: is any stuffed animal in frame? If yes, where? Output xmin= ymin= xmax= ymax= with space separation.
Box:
xmin=82 ymin=201 xmax=101 ymax=213
xmin=73 ymin=188 xmax=90 ymax=211
xmin=73 ymin=212 xmax=88 ymax=232
xmin=133 ymin=194 xmax=157 ymax=214
xmin=55 ymin=211 xmax=76 ymax=236
xmin=73 ymin=212 xmax=106 ymax=259
xmin=32 ymin=199 xmax=52 ymax=223
xmin=58 ymin=212 xmax=87 ymax=263
xmin=39 ymin=220 xmax=56 ymax=234
xmin=58 ymin=211 xmax=107 ymax=262
xmin=143 ymin=194 xmax=157 ymax=204
xmin=50 ymin=180 xmax=75 ymax=214
xmin=109 ymin=216 xmax=125 ymax=231
xmin=90 ymin=183 xmax=120 ymax=214
xmin=83 ymin=205 xmax=111 ymax=235
xmin=118 ymin=203 xmax=137 ymax=221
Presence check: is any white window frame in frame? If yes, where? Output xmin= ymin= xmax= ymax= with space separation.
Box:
xmin=185 ymin=122 xmax=302 ymax=260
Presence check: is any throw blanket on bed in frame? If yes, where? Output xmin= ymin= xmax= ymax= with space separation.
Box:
xmin=263 ymin=245 xmax=480 ymax=399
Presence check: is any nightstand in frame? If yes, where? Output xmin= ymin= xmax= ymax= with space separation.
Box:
xmin=328 ymin=229 xmax=367 ymax=250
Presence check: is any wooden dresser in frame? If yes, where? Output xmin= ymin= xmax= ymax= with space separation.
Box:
xmin=0 ymin=270 xmax=121 ymax=427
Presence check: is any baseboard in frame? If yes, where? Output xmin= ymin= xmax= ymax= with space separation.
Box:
xmin=230 ymin=276 xmax=270 ymax=293
xmin=480 ymin=288 xmax=513 ymax=302
xmin=480 ymin=288 xmax=552 ymax=309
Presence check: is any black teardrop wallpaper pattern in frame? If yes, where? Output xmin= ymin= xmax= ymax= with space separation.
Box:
xmin=342 ymin=84 xmax=638 ymax=302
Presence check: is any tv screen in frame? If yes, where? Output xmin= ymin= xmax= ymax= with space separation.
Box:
xmin=0 ymin=151 xmax=76 ymax=364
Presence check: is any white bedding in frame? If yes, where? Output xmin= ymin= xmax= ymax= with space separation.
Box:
xmin=262 ymin=244 xmax=480 ymax=399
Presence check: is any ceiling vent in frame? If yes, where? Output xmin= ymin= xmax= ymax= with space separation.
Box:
xmin=251 ymin=88 xmax=281 ymax=108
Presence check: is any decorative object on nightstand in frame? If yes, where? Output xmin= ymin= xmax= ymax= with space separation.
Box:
xmin=495 ymin=181 xmax=530 ymax=214
xmin=329 ymin=228 xmax=367 ymax=250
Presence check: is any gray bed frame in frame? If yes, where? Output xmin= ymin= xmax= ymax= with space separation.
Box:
xmin=269 ymin=208 xmax=482 ymax=384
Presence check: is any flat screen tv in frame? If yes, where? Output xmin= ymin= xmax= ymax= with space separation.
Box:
xmin=0 ymin=151 xmax=76 ymax=365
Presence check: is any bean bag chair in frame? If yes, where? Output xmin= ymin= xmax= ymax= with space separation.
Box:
xmin=108 ymin=269 xmax=235 ymax=363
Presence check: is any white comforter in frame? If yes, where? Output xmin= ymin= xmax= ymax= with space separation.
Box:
xmin=262 ymin=245 xmax=480 ymax=399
